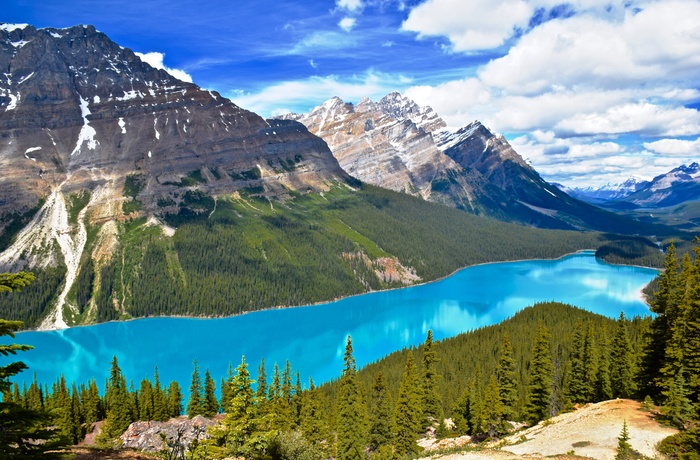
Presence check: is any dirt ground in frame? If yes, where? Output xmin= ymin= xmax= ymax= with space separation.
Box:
xmin=424 ymin=399 xmax=678 ymax=460
xmin=501 ymin=399 xmax=677 ymax=459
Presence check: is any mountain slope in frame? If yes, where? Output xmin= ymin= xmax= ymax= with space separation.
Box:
xmin=620 ymin=162 xmax=700 ymax=208
xmin=286 ymin=94 xmax=674 ymax=234
xmin=0 ymin=23 xmax=625 ymax=331
xmin=556 ymin=178 xmax=649 ymax=204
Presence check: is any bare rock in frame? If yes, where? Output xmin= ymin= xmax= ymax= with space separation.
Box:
xmin=119 ymin=415 xmax=217 ymax=453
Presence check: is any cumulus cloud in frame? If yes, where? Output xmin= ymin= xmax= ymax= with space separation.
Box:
xmin=230 ymin=71 xmax=412 ymax=117
xmin=339 ymin=17 xmax=357 ymax=32
xmin=644 ymin=137 xmax=700 ymax=155
xmin=337 ymin=0 xmax=363 ymax=11
xmin=135 ymin=52 xmax=193 ymax=83
xmin=402 ymin=0 xmax=700 ymax=185
xmin=402 ymin=0 xmax=533 ymax=52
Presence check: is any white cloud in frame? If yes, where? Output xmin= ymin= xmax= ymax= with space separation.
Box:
xmin=402 ymin=0 xmax=533 ymax=52
xmin=135 ymin=52 xmax=193 ymax=83
xmin=337 ymin=0 xmax=363 ymax=11
xmin=339 ymin=17 xmax=357 ymax=32
xmin=288 ymin=31 xmax=358 ymax=54
xmin=229 ymin=71 xmax=412 ymax=118
xmin=309 ymin=59 xmax=319 ymax=69
xmin=644 ymin=137 xmax=700 ymax=155
xmin=478 ymin=1 xmax=700 ymax=94
xmin=400 ymin=1 xmax=700 ymax=185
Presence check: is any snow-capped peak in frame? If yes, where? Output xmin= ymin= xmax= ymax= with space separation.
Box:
xmin=0 ymin=23 xmax=30 ymax=33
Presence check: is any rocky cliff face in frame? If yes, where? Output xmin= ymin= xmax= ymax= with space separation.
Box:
xmin=281 ymin=93 xmax=452 ymax=200
xmin=286 ymin=93 xmax=662 ymax=233
xmin=0 ymin=23 xmax=348 ymax=224
xmin=0 ymin=23 xmax=350 ymax=329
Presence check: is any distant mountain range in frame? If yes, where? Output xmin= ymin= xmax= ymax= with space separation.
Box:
xmin=558 ymin=163 xmax=700 ymax=209
xmin=282 ymin=93 xmax=667 ymax=233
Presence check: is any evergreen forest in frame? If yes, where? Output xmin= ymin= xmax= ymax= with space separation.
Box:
xmin=1 ymin=240 xmax=700 ymax=458
xmin=0 ymin=184 xmax=677 ymax=328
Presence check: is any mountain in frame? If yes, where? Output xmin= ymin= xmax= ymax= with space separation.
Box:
xmin=556 ymin=177 xmax=649 ymax=204
xmin=620 ymin=162 xmax=700 ymax=208
xmin=1 ymin=23 xmax=620 ymax=331
xmin=284 ymin=94 xmax=669 ymax=234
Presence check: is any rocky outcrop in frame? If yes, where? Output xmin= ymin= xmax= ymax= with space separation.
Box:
xmin=120 ymin=415 xmax=217 ymax=453
xmin=281 ymin=94 xmax=453 ymax=199
xmin=0 ymin=23 xmax=350 ymax=227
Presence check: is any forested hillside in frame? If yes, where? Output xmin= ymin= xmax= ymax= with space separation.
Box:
xmin=2 ymin=184 xmax=670 ymax=328
xmin=3 ymin=239 xmax=699 ymax=458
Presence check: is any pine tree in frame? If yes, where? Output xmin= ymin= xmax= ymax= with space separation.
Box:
xmin=187 ymin=359 xmax=204 ymax=417
xmin=337 ymin=336 xmax=366 ymax=460
xmin=682 ymin=241 xmax=700 ymax=402
xmin=582 ymin=322 xmax=598 ymax=401
xmin=138 ymin=378 xmax=154 ymax=421
xmin=661 ymin=367 xmax=693 ymax=428
xmin=615 ymin=420 xmax=633 ymax=460
xmin=611 ymin=313 xmax=635 ymax=399
xmin=167 ymin=381 xmax=183 ymax=418
xmin=98 ymin=356 xmax=133 ymax=444
xmin=640 ymin=243 xmax=680 ymax=399
xmin=497 ymin=332 xmax=517 ymax=420
xmin=300 ymin=378 xmax=328 ymax=455
xmin=203 ymin=369 xmax=218 ymax=417
xmin=567 ymin=320 xmax=588 ymax=404
xmin=152 ymin=368 xmax=169 ymax=421
xmin=207 ymin=356 xmax=275 ymax=458
xmin=393 ymin=353 xmax=423 ymax=456
xmin=255 ymin=358 xmax=267 ymax=413
xmin=368 ymin=372 xmax=392 ymax=450
xmin=483 ymin=373 xmax=505 ymax=436
xmin=524 ymin=321 xmax=554 ymax=424
xmin=81 ymin=379 xmax=102 ymax=428
xmin=221 ymin=363 xmax=235 ymax=413
xmin=422 ymin=330 xmax=442 ymax=428
xmin=596 ymin=328 xmax=613 ymax=401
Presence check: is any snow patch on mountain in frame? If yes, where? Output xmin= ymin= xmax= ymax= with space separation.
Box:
xmin=70 ymin=96 xmax=99 ymax=155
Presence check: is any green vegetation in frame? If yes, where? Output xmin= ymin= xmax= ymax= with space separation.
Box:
xmin=0 ymin=199 xmax=45 ymax=253
xmin=122 ymin=174 xmax=144 ymax=214
xmin=67 ymin=190 xmax=91 ymax=225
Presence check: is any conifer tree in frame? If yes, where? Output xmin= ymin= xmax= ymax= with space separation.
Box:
xmin=524 ymin=321 xmax=554 ymax=424
xmin=393 ymin=353 xmax=422 ymax=456
xmin=469 ymin=365 xmax=485 ymax=435
xmin=661 ymin=367 xmax=693 ymax=428
xmin=583 ymin=322 xmax=598 ymax=401
xmin=497 ymin=333 xmax=517 ymax=419
xmin=567 ymin=320 xmax=588 ymax=404
xmin=640 ymin=243 xmax=680 ymax=398
xmin=615 ymin=420 xmax=632 ymax=460
xmin=221 ymin=363 xmax=235 ymax=413
xmin=483 ymin=373 xmax=505 ymax=436
xmin=187 ymin=360 xmax=204 ymax=417
xmin=98 ymin=356 xmax=133 ymax=444
xmin=422 ymin=330 xmax=442 ymax=428
xmin=167 ymin=381 xmax=183 ymax=418
xmin=337 ymin=336 xmax=366 ymax=460
xmin=203 ymin=369 xmax=218 ymax=417
xmin=293 ymin=371 xmax=303 ymax=426
xmin=682 ymin=242 xmax=700 ymax=402
xmin=81 ymin=379 xmax=101 ymax=428
xmin=300 ymin=378 xmax=328 ymax=456
xmin=207 ymin=356 xmax=275 ymax=458
xmin=611 ymin=313 xmax=635 ymax=398
xmin=152 ymin=368 xmax=169 ymax=421
xmin=255 ymin=358 xmax=267 ymax=412
xmin=138 ymin=378 xmax=154 ymax=421
xmin=596 ymin=330 xmax=613 ymax=401
xmin=70 ymin=382 xmax=84 ymax=443
xmin=368 ymin=372 xmax=392 ymax=451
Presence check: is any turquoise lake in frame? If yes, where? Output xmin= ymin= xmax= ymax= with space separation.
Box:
xmin=3 ymin=251 xmax=658 ymax=391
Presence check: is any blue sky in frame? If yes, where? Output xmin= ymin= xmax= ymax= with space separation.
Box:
xmin=3 ymin=0 xmax=700 ymax=186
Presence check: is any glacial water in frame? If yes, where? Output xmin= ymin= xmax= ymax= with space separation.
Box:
xmin=3 ymin=251 xmax=657 ymax=391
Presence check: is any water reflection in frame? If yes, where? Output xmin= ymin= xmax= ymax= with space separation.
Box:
xmin=3 ymin=252 xmax=657 ymax=391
